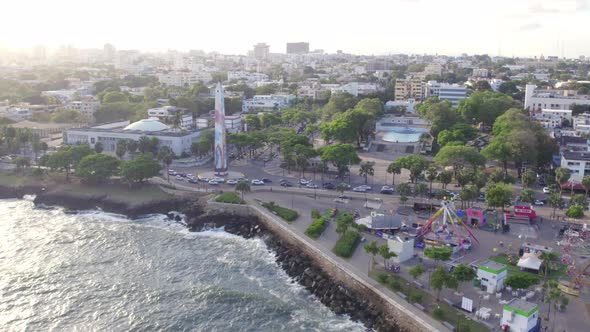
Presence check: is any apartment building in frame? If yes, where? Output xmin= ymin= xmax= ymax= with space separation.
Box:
xmin=472 ymin=68 xmax=489 ymax=78
xmin=524 ymin=84 xmax=590 ymax=111
xmin=146 ymin=106 xmax=193 ymax=130
xmin=331 ymin=82 xmax=380 ymax=97
xmin=158 ymin=72 xmax=212 ymax=87
xmin=560 ymin=151 xmax=590 ymax=183
xmin=286 ymin=42 xmax=309 ymax=54
xmin=425 ymin=81 xmax=467 ymax=105
xmin=68 ymin=97 xmax=100 ymax=119
xmin=242 ymin=94 xmax=295 ymax=112
xmin=395 ymin=78 xmax=425 ymax=101
xmin=531 ymin=109 xmax=572 ymax=129
xmin=227 ymin=71 xmax=269 ymax=82
xmin=573 ymin=114 xmax=590 ymax=134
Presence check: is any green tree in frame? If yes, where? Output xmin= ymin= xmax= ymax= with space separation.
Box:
xmin=482 ymin=138 xmax=512 ymax=175
xmin=555 ymin=167 xmax=571 ymax=197
xmin=363 ymin=241 xmax=379 ymax=270
xmin=485 ymin=182 xmax=513 ymax=211
xmin=13 ymin=157 xmax=30 ymax=172
xmin=320 ymin=113 xmax=357 ymax=143
xmin=359 ymin=161 xmax=375 ymax=184
xmin=425 ymin=167 xmax=438 ymax=194
xmin=548 ymin=192 xmax=563 ymax=219
xmin=430 ymin=266 xmax=447 ymax=301
xmin=457 ymin=90 xmax=519 ymax=127
xmin=51 ymin=109 xmax=82 ymax=123
xmin=416 ymin=99 xmax=458 ymax=137
xmin=157 ymin=146 xmax=174 ymax=182
xmin=319 ymin=144 xmax=360 ymax=179
xmin=582 ymin=175 xmax=590 ymax=197
xmin=520 ymin=188 xmax=535 ymax=204
xmin=378 ymin=244 xmax=397 ymax=268
xmin=434 ymin=145 xmax=486 ymax=172
xmin=235 ymin=181 xmax=251 ymax=200
xmin=424 ymin=246 xmax=452 ymax=266
xmin=437 ymin=170 xmax=453 ymax=189
xmin=452 ymin=264 xmax=476 ymax=292
xmin=102 ymin=91 xmax=129 ymax=103
xmin=396 ymin=155 xmax=428 ymax=184
xmin=94 ymin=141 xmax=104 ymax=154
xmin=415 ymin=183 xmax=428 ymax=198
xmin=409 ymin=265 xmax=426 ymax=279
xmin=386 ymin=161 xmax=402 ymax=186
xmin=539 ymin=252 xmax=558 ymax=281
xmin=120 ymin=154 xmax=162 ymax=185
xmin=335 ymin=213 xmax=354 ymax=234
xmin=521 ymin=170 xmax=536 ymax=188
xmin=75 ymin=154 xmax=120 ymax=183
xmin=505 ymin=273 xmax=539 ymax=289
xmin=116 ymin=140 xmax=127 ymax=159
xmin=396 ymin=182 xmax=411 ymax=205
xmin=566 ymin=205 xmax=584 ymax=218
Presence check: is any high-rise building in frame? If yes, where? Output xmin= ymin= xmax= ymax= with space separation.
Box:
xmin=214 ymin=83 xmax=228 ymax=175
xmin=286 ymin=42 xmax=309 ymax=54
xmin=253 ymin=43 xmax=270 ymax=60
xmin=394 ymin=78 xmax=425 ymax=101
xmin=103 ymin=43 xmax=116 ymax=61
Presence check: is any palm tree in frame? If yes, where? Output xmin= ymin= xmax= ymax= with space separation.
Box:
xmin=363 ymin=241 xmax=379 ymax=272
xmin=116 ymin=140 xmax=128 ymax=159
xmin=378 ymin=244 xmax=397 ymax=269
xmin=386 ymin=162 xmax=401 ymax=186
xmin=425 ymin=166 xmax=438 ymax=194
xmin=359 ymin=161 xmax=375 ymax=184
xmin=157 ymin=146 xmax=174 ymax=182
xmin=555 ymin=167 xmax=571 ymax=197
xmin=539 ymin=252 xmax=558 ymax=281
xmin=236 ymin=181 xmax=251 ymax=200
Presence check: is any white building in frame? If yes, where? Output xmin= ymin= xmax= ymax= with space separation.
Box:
xmin=68 ymin=97 xmax=100 ymax=119
xmin=531 ymin=109 xmax=572 ymax=128
xmin=224 ymin=115 xmax=242 ymax=134
xmin=385 ymin=100 xmax=416 ymax=113
xmin=195 ymin=117 xmax=210 ymax=129
xmin=560 ymin=151 xmax=590 ymax=183
xmin=524 ymin=84 xmax=590 ymax=111
xmin=387 ymin=236 xmax=414 ymax=263
xmin=573 ymin=113 xmax=590 ymax=134
xmin=158 ymin=71 xmax=212 ymax=87
xmin=476 ymin=260 xmax=508 ymax=294
xmin=425 ymin=81 xmax=467 ymax=105
xmin=227 ymin=71 xmax=269 ymax=82
xmin=0 ymin=107 xmax=32 ymax=121
xmin=424 ymin=63 xmax=442 ymax=76
xmin=147 ymin=106 xmax=193 ymax=130
xmin=490 ymin=78 xmax=504 ymax=91
xmin=331 ymin=82 xmax=380 ymax=97
xmin=472 ymin=68 xmax=488 ymax=78
xmin=64 ymin=118 xmax=202 ymax=156
xmin=242 ymin=94 xmax=295 ymax=113
xmin=501 ymin=299 xmax=540 ymax=332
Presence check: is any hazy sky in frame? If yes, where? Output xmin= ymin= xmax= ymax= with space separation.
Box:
xmin=1 ymin=0 xmax=589 ymax=57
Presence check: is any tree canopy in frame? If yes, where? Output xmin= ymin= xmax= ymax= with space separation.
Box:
xmin=120 ymin=154 xmax=161 ymax=184
xmin=75 ymin=154 xmax=120 ymax=183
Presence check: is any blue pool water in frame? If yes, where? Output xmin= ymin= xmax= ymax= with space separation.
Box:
xmin=382 ymin=126 xmax=429 ymax=143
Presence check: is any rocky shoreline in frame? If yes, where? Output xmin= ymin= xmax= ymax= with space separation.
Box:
xmin=0 ymin=185 xmax=398 ymax=331
xmin=188 ymin=212 xmax=399 ymax=332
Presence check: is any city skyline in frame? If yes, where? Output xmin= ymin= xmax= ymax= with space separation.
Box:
xmin=1 ymin=0 xmax=589 ymax=58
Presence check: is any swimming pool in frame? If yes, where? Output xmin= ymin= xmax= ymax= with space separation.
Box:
xmin=382 ymin=126 xmax=429 ymax=143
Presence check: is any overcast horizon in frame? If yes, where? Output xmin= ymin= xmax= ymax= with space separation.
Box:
xmin=1 ymin=0 xmax=589 ymax=58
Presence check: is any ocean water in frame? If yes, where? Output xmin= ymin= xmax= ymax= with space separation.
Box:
xmin=0 ymin=199 xmax=365 ymax=332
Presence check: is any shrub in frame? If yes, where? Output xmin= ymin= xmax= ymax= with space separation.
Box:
xmin=311 ymin=209 xmax=321 ymax=219
xmin=352 ymin=223 xmax=369 ymax=232
xmin=432 ymin=307 xmax=445 ymax=320
xmin=376 ymin=272 xmax=389 ymax=284
xmin=566 ymin=205 xmax=584 ymax=218
xmin=305 ymin=217 xmax=328 ymax=239
xmin=409 ymin=291 xmax=423 ymax=303
xmin=215 ymin=192 xmax=243 ymax=204
xmin=387 ymin=276 xmax=401 ymax=290
xmin=505 ymin=273 xmax=539 ymax=289
xmin=333 ymin=230 xmax=361 ymax=258
xmin=262 ymin=202 xmax=299 ymax=222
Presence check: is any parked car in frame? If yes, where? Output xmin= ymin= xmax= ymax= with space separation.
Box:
xmin=251 ymin=179 xmax=264 ymax=185
xmin=338 ymin=183 xmax=351 ymax=189
xmin=208 ymin=180 xmax=219 ymax=185
xmin=188 ymin=179 xmax=198 ymax=184
xmin=299 ymin=178 xmax=310 ymax=185
xmin=534 ymin=200 xmax=544 ymax=206
xmin=212 ymin=177 xmax=224 ymax=183
xmin=168 ymin=169 xmax=177 ymax=175
xmin=477 ymin=192 xmax=486 ymax=202
xmin=280 ymin=181 xmax=293 ymax=187
xmin=322 ymin=182 xmax=335 ymax=189
xmin=175 ymin=175 xmax=183 ymax=181
xmin=358 ymin=185 xmax=372 ymax=191
xmin=353 ymin=186 xmax=367 ymax=192
xmin=306 ymin=183 xmax=319 ymax=189
xmin=261 ymin=178 xmax=272 ymax=183
xmin=543 ymin=187 xmax=551 ymax=194
xmin=226 ymin=179 xmax=238 ymax=185
xmin=199 ymin=177 xmax=210 ymax=182
xmin=380 ymin=186 xmax=395 ymax=194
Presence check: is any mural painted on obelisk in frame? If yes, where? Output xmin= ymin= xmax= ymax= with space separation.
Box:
xmin=214 ymin=83 xmax=228 ymax=175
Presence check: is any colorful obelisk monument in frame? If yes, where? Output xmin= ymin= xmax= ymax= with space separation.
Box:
xmin=214 ymin=82 xmax=228 ymax=176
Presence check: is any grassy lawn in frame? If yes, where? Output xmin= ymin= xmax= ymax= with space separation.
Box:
xmin=489 ymin=254 xmax=567 ymax=281
xmin=215 ymin=192 xmax=244 ymax=204
xmin=262 ymin=201 xmax=298 ymax=222
xmin=333 ymin=230 xmax=360 ymax=258
xmin=370 ymin=268 xmax=489 ymax=332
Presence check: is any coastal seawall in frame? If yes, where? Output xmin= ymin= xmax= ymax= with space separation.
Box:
xmin=202 ymin=199 xmax=447 ymax=332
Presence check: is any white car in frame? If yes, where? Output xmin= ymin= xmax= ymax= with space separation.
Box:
xmin=251 ymin=179 xmax=264 ymax=185
xmin=213 ymin=177 xmax=224 ymax=183
xmin=208 ymin=180 xmax=219 ymax=185
xmin=168 ymin=169 xmax=177 ymax=175
xmin=306 ymin=183 xmax=318 ymax=189
xmin=534 ymin=200 xmax=544 ymax=206
xmin=226 ymin=179 xmax=238 ymax=185
xmin=353 ymin=186 xmax=367 ymax=192
xmin=358 ymin=185 xmax=372 ymax=191
xmin=299 ymin=178 xmax=310 ymax=185
xmin=542 ymin=187 xmax=551 ymax=194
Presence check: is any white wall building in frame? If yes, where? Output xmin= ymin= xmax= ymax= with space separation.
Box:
xmin=472 ymin=68 xmax=488 ymax=78
xmin=331 ymin=82 xmax=380 ymax=97
xmin=490 ymin=78 xmax=504 ymax=91
xmin=573 ymin=113 xmax=590 ymax=134
xmin=531 ymin=109 xmax=572 ymax=128
xmin=64 ymin=118 xmax=202 ymax=156
xmin=147 ymin=106 xmax=193 ymax=130
xmin=242 ymin=94 xmax=295 ymax=113
xmin=387 ymin=236 xmax=414 ymax=263
xmin=0 ymin=107 xmax=32 ymax=121
xmin=227 ymin=71 xmax=269 ymax=82
xmin=68 ymin=97 xmax=100 ymax=119
xmin=560 ymin=151 xmax=590 ymax=183
xmin=501 ymin=299 xmax=540 ymax=332
xmin=158 ymin=71 xmax=212 ymax=87
xmin=224 ymin=115 xmax=242 ymax=134
xmin=476 ymin=260 xmax=508 ymax=294
xmin=425 ymin=81 xmax=467 ymax=105
xmin=524 ymin=84 xmax=590 ymax=111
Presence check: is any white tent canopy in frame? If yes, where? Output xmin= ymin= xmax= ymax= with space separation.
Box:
xmin=517 ymin=253 xmax=542 ymax=270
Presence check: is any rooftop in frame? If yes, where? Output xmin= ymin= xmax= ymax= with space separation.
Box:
xmin=124 ymin=118 xmax=169 ymax=132
xmin=562 ymin=151 xmax=590 ymax=162
xmin=504 ymin=299 xmax=538 ymax=317
xmin=478 ymin=259 xmax=507 ymax=274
